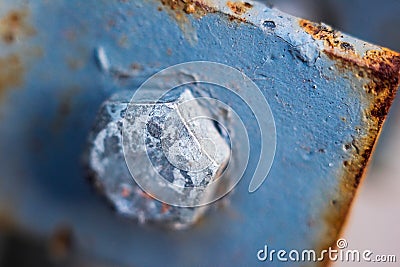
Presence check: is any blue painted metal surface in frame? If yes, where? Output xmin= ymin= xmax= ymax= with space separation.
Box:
xmin=0 ymin=0 xmax=399 ymax=266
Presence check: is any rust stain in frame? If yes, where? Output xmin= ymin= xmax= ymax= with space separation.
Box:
xmin=48 ymin=225 xmax=73 ymax=260
xmin=161 ymin=202 xmax=171 ymax=214
xmin=159 ymin=0 xmax=249 ymax=37
xmin=66 ymin=57 xmax=85 ymax=70
xmin=0 ymin=54 xmax=24 ymax=101
xmin=228 ymin=14 xmax=247 ymax=23
xmin=159 ymin=0 xmax=214 ymax=45
xmin=52 ymin=86 xmax=81 ymax=133
xmin=160 ymin=0 xmax=214 ymax=18
xmin=0 ymin=210 xmax=17 ymax=231
xmin=226 ymin=1 xmax=253 ymax=15
xmin=300 ymin=19 xmax=400 ymax=266
xmin=130 ymin=62 xmax=142 ymax=71
xmin=299 ymin=20 xmax=354 ymax=54
xmin=118 ymin=34 xmax=130 ymax=48
xmin=121 ymin=187 xmax=131 ymax=198
xmin=0 ymin=9 xmax=36 ymax=44
xmin=0 ymin=10 xmax=38 ymax=103
xmin=62 ymin=29 xmax=77 ymax=42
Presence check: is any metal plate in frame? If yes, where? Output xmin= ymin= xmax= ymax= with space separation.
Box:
xmin=0 ymin=0 xmax=399 ymax=266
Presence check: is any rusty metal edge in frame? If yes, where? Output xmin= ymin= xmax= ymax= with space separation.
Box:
xmin=298 ymin=19 xmax=400 ymax=266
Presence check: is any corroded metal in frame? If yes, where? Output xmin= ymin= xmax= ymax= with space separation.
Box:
xmin=0 ymin=0 xmax=398 ymax=266
xmin=87 ymin=89 xmax=230 ymax=229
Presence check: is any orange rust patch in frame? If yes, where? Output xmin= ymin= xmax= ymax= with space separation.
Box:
xmin=161 ymin=203 xmax=171 ymax=214
xmin=0 ymin=54 xmax=24 ymax=101
xmin=160 ymin=0 xmax=213 ymax=18
xmin=121 ymin=187 xmax=131 ymax=198
xmin=159 ymin=0 xmax=214 ymax=45
xmin=228 ymin=14 xmax=247 ymax=23
xmin=300 ymin=19 xmax=400 ymax=265
xmin=130 ymin=62 xmax=142 ymax=70
xmin=166 ymin=47 xmax=173 ymax=56
xmin=299 ymin=19 xmax=355 ymax=54
xmin=299 ymin=19 xmax=400 ymax=98
xmin=0 ymin=9 xmax=36 ymax=44
xmin=226 ymin=1 xmax=253 ymax=15
xmin=185 ymin=3 xmax=196 ymax=14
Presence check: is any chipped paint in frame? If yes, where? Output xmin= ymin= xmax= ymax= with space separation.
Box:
xmin=66 ymin=57 xmax=85 ymax=70
xmin=158 ymin=0 xmax=250 ymax=32
xmin=158 ymin=0 xmax=218 ymax=44
xmin=299 ymin=20 xmax=354 ymax=54
xmin=226 ymin=1 xmax=252 ymax=15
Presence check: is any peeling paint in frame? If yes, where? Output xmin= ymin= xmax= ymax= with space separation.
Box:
xmin=299 ymin=20 xmax=354 ymax=54
xmin=66 ymin=57 xmax=85 ymax=70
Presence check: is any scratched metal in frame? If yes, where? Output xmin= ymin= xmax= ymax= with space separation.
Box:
xmin=0 ymin=1 xmax=398 ymax=266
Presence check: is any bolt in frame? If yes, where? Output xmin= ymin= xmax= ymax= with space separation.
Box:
xmin=86 ymin=89 xmax=230 ymax=229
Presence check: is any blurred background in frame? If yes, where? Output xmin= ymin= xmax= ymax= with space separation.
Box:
xmin=260 ymin=0 xmax=400 ymax=265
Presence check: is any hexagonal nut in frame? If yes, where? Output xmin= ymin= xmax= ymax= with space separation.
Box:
xmin=86 ymin=89 xmax=230 ymax=229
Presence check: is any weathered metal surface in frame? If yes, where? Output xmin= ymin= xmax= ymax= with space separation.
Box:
xmin=0 ymin=0 xmax=398 ymax=266
xmin=87 ymin=89 xmax=230 ymax=229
